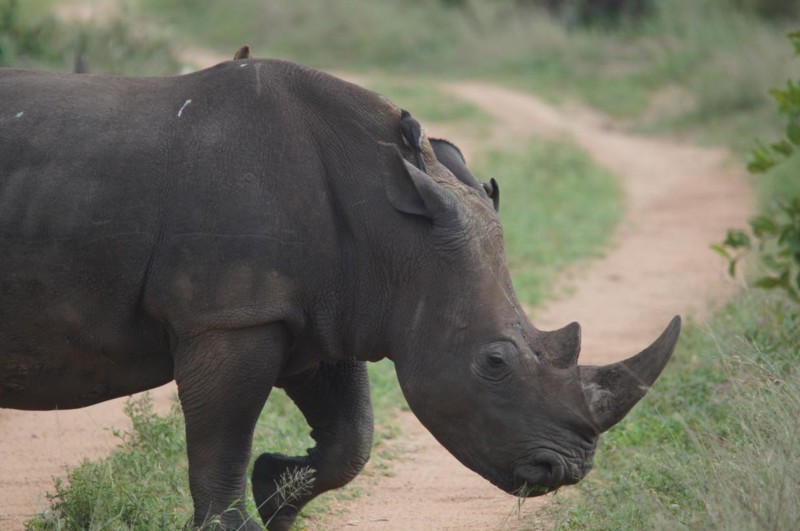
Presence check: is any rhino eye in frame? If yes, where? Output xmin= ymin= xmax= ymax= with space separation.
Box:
xmin=473 ymin=344 xmax=515 ymax=383
xmin=488 ymin=353 xmax=506 ymax=368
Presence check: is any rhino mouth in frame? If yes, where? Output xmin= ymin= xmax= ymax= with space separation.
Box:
xmin=511 ymin=463 xmax=561 ymax=497
xmin=510 ymin=450 xmax=591 ymax=497
xmin=482 ymin=466 xmax=554 ymax=498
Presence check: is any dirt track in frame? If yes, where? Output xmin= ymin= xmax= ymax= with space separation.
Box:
xmin=0 ymin=64 xmax=751 ymax=529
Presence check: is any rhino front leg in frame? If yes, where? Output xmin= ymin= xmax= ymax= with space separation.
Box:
xmin=174 ymin=323 xmax=289 ymax=530
xmin=252 ymin=359 xmax=373 ymax=530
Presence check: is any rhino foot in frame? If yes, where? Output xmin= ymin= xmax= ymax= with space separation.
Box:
xmin=252 ymin=452 xmax=311 ymax=530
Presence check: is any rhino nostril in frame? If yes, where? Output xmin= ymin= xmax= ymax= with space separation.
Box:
xmin=542 ymin=460 xmax=566 ymax=486
xmin=539 ymin=461 xmax=553 ymax=481
xmin=513 ymin=456 xmax=568 ymax=493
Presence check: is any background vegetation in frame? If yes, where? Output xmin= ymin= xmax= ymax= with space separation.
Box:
xmin=4 ymin=0 xmax=799 ymax=529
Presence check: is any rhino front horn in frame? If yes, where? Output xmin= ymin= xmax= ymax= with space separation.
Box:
xmin=577 ymin=316 xmax=681 ymax=433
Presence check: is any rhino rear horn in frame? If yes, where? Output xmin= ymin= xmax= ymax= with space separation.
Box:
xmin=540 ymin=321 xmax=580 ymax=368
xmin=578 ymin=316 xmax=681 ymax=433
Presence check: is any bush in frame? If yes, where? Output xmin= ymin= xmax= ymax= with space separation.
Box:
xmin=716 ymin=31 xmax=800 ymax=302
xmin=0 ymin=0 xmax=61 ymax=65
xmin=27 ymin=396 xmax=192 ymax=530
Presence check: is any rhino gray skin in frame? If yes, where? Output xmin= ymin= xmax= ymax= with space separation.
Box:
xmin=0 ymin=59 xmax=681 ymax=530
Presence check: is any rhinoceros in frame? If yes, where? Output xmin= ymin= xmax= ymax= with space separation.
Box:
xmin=0 ymin=59 xmax=680 ymax=530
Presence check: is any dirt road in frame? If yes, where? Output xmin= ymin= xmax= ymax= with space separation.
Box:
xmin=0 ymin=65 xmax=751 ymax=529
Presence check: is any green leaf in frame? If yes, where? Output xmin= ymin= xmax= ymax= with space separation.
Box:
xmin=782 ymin=198 xmax=800 ymax=216
xmin=787 ymin=287 xmax=800 ymax=303
xmin=728 ymin=258 xmax=738 ymax=278
xmin=785 ymin=233 xmax=800 ymax=254
xmin=710 ymin=243 xmax=732 ymax=260
xmin=761 ymin=254 xmax=784 ymax=272
xmin=754 ymin=276 xmax=786 ymax=290
xmin=790 ymin=30 xmax=800 ymax=55
xmin=746 ymin=142 xmax=778 ymax=174
xmin=749 ymin=215 xmax=779 ymax=238
xmin=771 ymin=81 xmax=800 ymax=115
xmin=788 ymin=112 xmax=800 ymax=146
xmin=771 ymin=139 xmax=794 ymax=157
xmin=723 ymin=229 xmax=751 ymax=249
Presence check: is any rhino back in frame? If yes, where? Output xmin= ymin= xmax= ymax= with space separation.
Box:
xmin=0 ymin=61 xmax=399 ymax=408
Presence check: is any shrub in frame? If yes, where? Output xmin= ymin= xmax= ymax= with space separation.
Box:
xmin=0 ymin=0 xmax=61 ymax=65
xmin=715 ymin=31 xmax=800 ymax=302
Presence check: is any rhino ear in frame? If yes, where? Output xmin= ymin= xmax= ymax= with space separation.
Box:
xmin=380 ymin=142 xmax=456 ymax=221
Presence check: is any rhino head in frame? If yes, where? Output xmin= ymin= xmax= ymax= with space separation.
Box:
xmin=379 ymin=141 xmax=680 ymax=496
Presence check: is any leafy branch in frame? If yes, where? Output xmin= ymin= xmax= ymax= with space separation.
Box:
xmin=714 ymin=30 xmax=800 ymax=303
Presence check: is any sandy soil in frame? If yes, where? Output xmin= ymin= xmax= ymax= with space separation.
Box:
xmin=0 ymin=58 xmax=751 ymax=529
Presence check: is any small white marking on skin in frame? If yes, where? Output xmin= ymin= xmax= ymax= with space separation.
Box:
xmin=177 ymin=99 xmax=192 ymax=117
xmin=15 ymin=112 xmax=24 ymax=118
xmin=239 ymin=63 xmax=249 ymax=67
xmin=581 ymin=382 xmax=612 ymax=409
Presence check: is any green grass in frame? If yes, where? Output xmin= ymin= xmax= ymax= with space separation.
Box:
xmin=478 ymin=140 xmax=622 ymax=305
xmin=367 ymin=79 xmax=492 ymax=126
xmin=26 ymin=397 xmax=191 ymax=530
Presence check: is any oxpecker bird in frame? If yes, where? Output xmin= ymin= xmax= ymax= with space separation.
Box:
xmin=233 ymin=45 xmax=251 ymax=60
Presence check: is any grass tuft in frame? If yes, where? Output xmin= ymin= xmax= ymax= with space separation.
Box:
xmin=26 ymin=395 xmax=191 ymax=530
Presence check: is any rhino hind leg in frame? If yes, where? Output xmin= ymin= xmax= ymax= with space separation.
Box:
xmin=252 ymin=359 xmax=373 ymax=530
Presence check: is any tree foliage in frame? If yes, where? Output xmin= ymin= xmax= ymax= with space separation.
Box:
xmin=715 ymin=31 xmax=800 ymax=302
